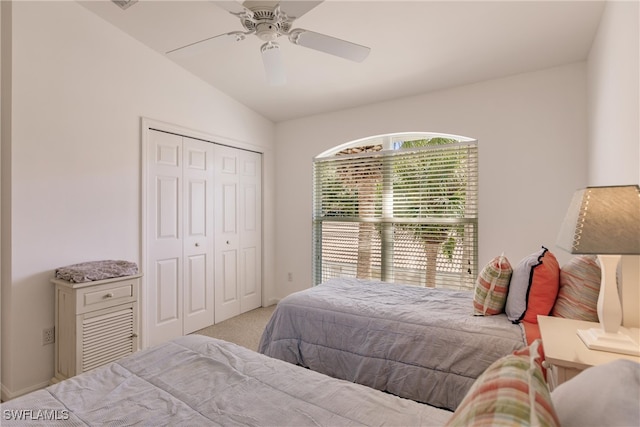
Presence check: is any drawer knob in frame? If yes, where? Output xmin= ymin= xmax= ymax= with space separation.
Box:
xmin=104 ymin=293 xmax=114 ymax=299
xmin=195 ymin=243 xmax=200 ymax=247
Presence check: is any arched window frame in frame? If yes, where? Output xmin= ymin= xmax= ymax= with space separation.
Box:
xmin=313 ymin=132 xmax=478 ymax=289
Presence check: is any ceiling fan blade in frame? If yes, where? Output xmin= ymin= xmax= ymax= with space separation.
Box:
xmin=289 ymin=29 xmax=370 ymax=62
xmin=261 ymin=42 xmax=286 ymax=86
xmin=166 ymin=32 xmax=246 ymax=58
xmin=278 ymin=1 xmax=324 ymax=19
xmin=213 ymin=1 xmax=250 ymax=15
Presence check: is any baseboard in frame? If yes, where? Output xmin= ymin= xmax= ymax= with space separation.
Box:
xmin=1 ymin=380 xmax=49 ymax=402
xmin=265 ymin=298 xmax=280 ymax=307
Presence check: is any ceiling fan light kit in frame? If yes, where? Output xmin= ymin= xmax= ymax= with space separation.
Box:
xmin=260 ymin=42 xmax=286 ymax=86
xmin=166 ymin=1 xmax=371 ymax=86
xmin=255 ymin=23 xmax=280 ymax=41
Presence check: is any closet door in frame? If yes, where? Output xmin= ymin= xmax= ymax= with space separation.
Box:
xmin=214 ymin=145 xmax=241 ymax=322
xmin=214 ymin=145 xmax=262 ymax=322
xmin=182 ymin=138 xmax=214 ymax=334
xmin=147 ymin=130 xmax=184 ymax=346
xmin=238 ymin=150 xmax=262 ymax=313
xmin=147 ymin=131 xmax=214 ymax=346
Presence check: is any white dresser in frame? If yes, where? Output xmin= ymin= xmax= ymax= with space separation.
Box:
xmin=51 ymin=274 xmax=142 ymax=384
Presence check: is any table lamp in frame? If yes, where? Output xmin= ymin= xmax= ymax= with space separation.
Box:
xmin=556 ymin=185 xmax=640 ymax=356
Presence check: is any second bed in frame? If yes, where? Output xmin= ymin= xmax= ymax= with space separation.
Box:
xmin=258 ymin=277 xmax=528 ymax=411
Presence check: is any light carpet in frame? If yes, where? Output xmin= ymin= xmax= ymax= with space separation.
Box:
xmin=191 ymin=305 xmax=277 ymax=351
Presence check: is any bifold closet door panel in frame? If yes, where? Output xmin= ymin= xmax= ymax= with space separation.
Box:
xmin=182 ymin=137 xmax=215 ymax=334
xmin=214 ymin=145 xmax=263 ymax=323
xmin=214 ymin=145 xmax=241 ymax=323
xmin=238 ymin=150 xmax=262 ymax=314
xmin=147 ymin=130 xmax=184 ymax=346
xmin=147 ymin=131 xmax=215 ymax=345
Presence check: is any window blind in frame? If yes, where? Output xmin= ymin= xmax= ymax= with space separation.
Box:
xmin=313 ymin=140 xmax=478 ymax=289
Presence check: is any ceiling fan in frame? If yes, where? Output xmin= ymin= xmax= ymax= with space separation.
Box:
xmin=166 ymin=1 xmax=371 ymax=86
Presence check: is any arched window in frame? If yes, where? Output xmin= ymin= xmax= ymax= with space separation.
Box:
xmin=313 ymin=132 xmax=478 ymax=289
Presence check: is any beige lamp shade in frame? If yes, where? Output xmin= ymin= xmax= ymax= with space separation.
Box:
xmin=556 ymin=184 xmax=640 ymax=356
xmin=556 ymin=185 xmax=640 ymax=255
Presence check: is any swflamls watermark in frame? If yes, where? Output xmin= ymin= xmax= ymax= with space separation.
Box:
xmin=3 ymin=409 xmax=70 ymax=421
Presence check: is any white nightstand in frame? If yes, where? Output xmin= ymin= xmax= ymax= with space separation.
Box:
xmin=538 ymin=315 xmax=640 ymax=390
xmin=51 ymin=274 xmax=142 ymax=384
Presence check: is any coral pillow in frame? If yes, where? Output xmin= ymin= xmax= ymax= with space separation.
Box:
xmin=551 ymin=255 xmax=601 ymax=321
xmin=446 ymin=339 xmax=559 ymax=427
xmin=473 ymin=254 xmax=513 ymax=315
xmin=506 ymin=247 xmax=560 ymax=323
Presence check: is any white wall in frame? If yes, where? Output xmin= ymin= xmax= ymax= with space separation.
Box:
xmin=587 ymin=0 xmax=639 ymax=328
xmin=275 ymin=63 xmax=588 ymax=298
xmin=588 ymin=1 xmax=639 ymax=186
xmin=1 ymin=1 xmax=276 ymax=399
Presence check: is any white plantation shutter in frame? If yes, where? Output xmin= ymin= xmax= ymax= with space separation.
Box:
xmin=313 ymin=137 xmax=478 ymax=289
xmin=82 ymin=305 xmax=136 ymax=372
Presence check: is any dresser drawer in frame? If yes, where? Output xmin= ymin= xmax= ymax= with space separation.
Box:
xmin=75 ymin=279 xmax=138 ymax=314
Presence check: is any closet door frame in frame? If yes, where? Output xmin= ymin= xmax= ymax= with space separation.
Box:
xmin=140 ymin=117 xmax=266 ymax=349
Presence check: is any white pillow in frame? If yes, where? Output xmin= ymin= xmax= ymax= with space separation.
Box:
xmin=551 ymin=359 xmax=640 ymax=427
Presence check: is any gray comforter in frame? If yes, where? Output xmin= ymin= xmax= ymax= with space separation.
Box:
xmin=258 ymin=277 xmax=527 ymax=411
xmin=1 ymin=335 xmax=452 ymax=426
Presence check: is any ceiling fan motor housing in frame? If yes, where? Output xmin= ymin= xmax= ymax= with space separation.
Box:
xmin=241 ymin=7 xmax=292 ymax=41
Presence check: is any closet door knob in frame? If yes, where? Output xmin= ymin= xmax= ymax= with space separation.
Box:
xmin=195 ymin=243 xmax=200 ymax=247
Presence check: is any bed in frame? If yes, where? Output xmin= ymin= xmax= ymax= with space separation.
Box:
xmin=0 ymin=335 xmax=452 ymax=426
xmin=4 ymin=335 xmax=636 ymax=427
xmin=258 ymin=277 xmax=529 ymax=411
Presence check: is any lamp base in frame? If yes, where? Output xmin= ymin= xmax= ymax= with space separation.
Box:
xmin=577 ymin=328 xmax=640 ymax=356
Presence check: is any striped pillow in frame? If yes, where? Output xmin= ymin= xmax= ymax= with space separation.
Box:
xmin=446 ymin=340 xmax=559 ymax=427
xmin=473 ymin=255 xmax=513 ymax=315
xmin=551 ymin=255 xmax=601 ymax=321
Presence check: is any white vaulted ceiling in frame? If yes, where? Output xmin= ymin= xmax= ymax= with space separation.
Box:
xmin=81 ymin=1 xmax=605 ymax=122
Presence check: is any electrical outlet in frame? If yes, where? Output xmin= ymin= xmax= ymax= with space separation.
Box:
xmin=287 ymin=272 xmax=293 ymax=282
xmin=42 ymin=327 xmax=55 ymax=345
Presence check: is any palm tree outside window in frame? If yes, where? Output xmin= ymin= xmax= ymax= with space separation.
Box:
xmin=313 ymin=132 xmax=478 ymax=289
